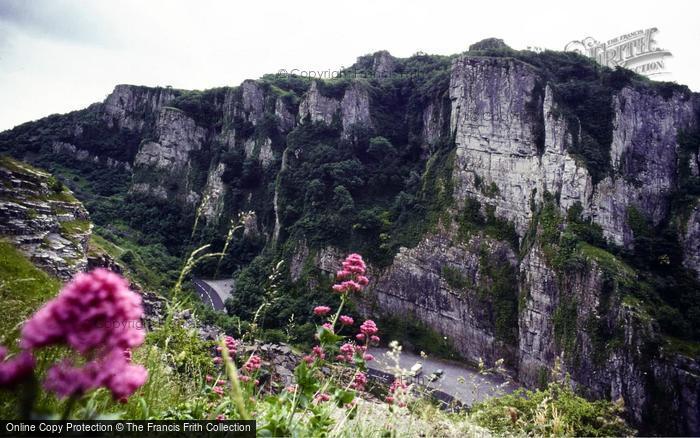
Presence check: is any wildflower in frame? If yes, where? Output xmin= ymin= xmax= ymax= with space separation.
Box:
xmin=314 ymin=392 xmax=331 ymax=403
xmin=285 ymin=385 xmax=297 ymax=393
xmin=335 ymin=354 xmax=346 ymax=362
xmin=332 ymin=254 xmax=368 ymax=294
xmin=223 ymin=336 xmax=239 ymax=357
xmin=45 ymin=350 xmax=147 ymax=400
xmin=213 ymin=386 xmax=224 ymax=396
xmin=360 ymin=320 xmax=378 ymax=337
xmin=216 ymin=414 xmax=226 ymax=421
xmin=0 ymin=348 xmax=34 ymax=388
xmin=332 ymin=280 xmax=362 ymax=294
xmin=342 ymin=254 xmax=366 ymax=275
xmin=363 ymin=353 xmax=374 ymax=361
xmin=239 ymin=375 xmax=251 ymax=382
xmin=339 ymin=315 xmax=354 ymax=326
xmin=355 ymin=333 xmax=365 ymax=341
xmin=385 ymin=396 xmax=395 ymax=405
xmin=213 ymin=357 xmax=223 ymax=365
xmin=312 ymin=346 xmax=325 ymax=359
xmin=303 ymin=355 xmax=314 ymax=364
xmin=370 ymin=335 xmax=380 ymax=345
xmin=313 ymin=306 xmax=331 ymax=316
xmin=350 ymin=372 xmax=367 ymax=390
xmin=322 ymin=322 xmax=333 ymax=332
xmin=243 ymin=355 xmax=261 ymax=373
xmin=21 ymin=269 xmax=144 ymax=354
xmin=389 ymin=379 xmax=407 ymax=394
xmin=340 ymin=343 xmax=354 ymax=355
xmin=205 ymin=375 xmax=214 ymax=383
xmin=254 ymin=379 xmax=260 ymax=386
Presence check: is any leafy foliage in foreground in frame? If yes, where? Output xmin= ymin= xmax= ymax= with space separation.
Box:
xmin=470 ymin=374 xmax=634 ymax=437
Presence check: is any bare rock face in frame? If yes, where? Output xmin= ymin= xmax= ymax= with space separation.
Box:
xmin=0 ymin=157 xmax=91 ymax=280
xmin=132 ymin=107 xmax=206 ymax=202
xmin=298 ymin=81 xmax=372 ymax=139
xmin=371 ymin=228 xmax=518 ymax=366
xmin=371 ymin=51 xmax=397 ymax=79
xmin=298 ymin=81 xmax=341 ymax=125
xmin=592 ymin=88 xmax=696 ymax=246
xmin=684 ymin=204 xmax=700 ymax=279
xmin=223 ymin=81 xmax=267 ymax=128
xmin=450 ymin=57 xmax=590 ymax=234
xmin=102 ymin=84 xmax=176 ymax=131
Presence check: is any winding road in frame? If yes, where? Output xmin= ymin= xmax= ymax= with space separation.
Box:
xmin=367 ymin=347 xmax=518 ymax=406
xmin=192 ymin=278 xmax=235 ymax=311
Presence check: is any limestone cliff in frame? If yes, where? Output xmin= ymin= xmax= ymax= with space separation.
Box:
xmin=1 ymin=44 xmax=699 ymax=434
xmin=0 ymin=156 xmax=91 ymax=280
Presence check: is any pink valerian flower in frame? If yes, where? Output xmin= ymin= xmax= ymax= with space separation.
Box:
xmin=239 ymin=375 xmax=251 ymax=382
xmin=303 ymin=355 xmax=315 ymax=364
xmin=205 ymin=375 xmax=214 ymax=383
xmin=389 ymin=378 xmax=407 ymax=394
xmin=313 ymin=306 xmax=331 ymax=316
xmin=243 ymin=355 xmax=262 ymax=373
xmin=350 ymin=372 xmax=367 ymax=391
xmin=342 ymin=254 xmax=366 ymax=275
xmin=216 ymin=414 xmax=226 ymax=421
xmin=21 ymin=269 xmax=144 ymax=355
xmin=360 ymin=320 xmax=378 ymax=337
xmin=44 ymin=350 xmax=147 ymax=400
xmin=312 ymin=346 xmax=325 ymax=360
xmin=332 ymin=254 xmax=368 ymax=294
xmin=322 ymin=322 xmax=333 ymax=332
xmin=385 ymin=395 xmax=395 ymax=405
xmin=224 ymin=336 xmax=239 ymax=356
xmin=314 ymin=392 xmax=331 ymax=403
xmin=339 ymin=315 xmax=354 ymax=326
xmin=355 ymin=333 xmax=365 ymax=341
xmin=0 ymin=347 xmax=34 ymax=388
xmin=363 ymin=353 xmax=374 ymax=361
xmin=213 ymin=385 xmax=224 ymax=396
xmin=370 ymin=335 xmax=380 ymax=345
xmin=332 ymin=280 xmax=362 ymax=294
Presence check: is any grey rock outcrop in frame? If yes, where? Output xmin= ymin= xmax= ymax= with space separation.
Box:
xmin=298 ymin=81 xmax=372 ymax=139
xmin=102 ymin=84 xmax=176 ymax=131
xmin=0 ymin=157 xmax=91 ymax=280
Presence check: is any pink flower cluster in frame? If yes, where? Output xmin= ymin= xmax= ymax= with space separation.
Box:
xmin=386 ymin=378 xmax=408 ymax=406
xmin=0 ymin=348 xmax=34 ymax=388
xmin=45 ymin=350 xmax=147 ymax=400
xmin=22 ymin=269 xmax=144 ymax=354
xmin=19 ymin=269 xmax=147 ymax=400
xmin=332 ymin=254 xmax=369 ymax=294
xmin=313 ymin=306 xmax=331 ymax=316
xmin=243 ymin=355 xmax=262 ymax=374
xmin=339 ymin=315 xmax=354 ymax=326
xmin=350 ymin=372 xmax=367 ymax=390
xmin=304 ymin=345 xmax=326 ymax=364
xmin=360 ymin=320 xmax=378 ymax=337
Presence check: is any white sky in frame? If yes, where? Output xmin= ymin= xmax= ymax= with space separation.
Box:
xmin=0 ymin=0 xmax=698 ymax=131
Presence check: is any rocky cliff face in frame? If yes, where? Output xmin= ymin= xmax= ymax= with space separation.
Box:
xmin=0 ymin=157 xmax=90 ymax=280
xmin=1 ymin=44 xmax=699 ymax=434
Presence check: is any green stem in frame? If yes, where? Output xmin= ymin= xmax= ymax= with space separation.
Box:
xmin=220 ymin=339 xmax=250 ymax=420
xmin=330 ymin=294 xmax=347 ymax=330
xmin=61 ymin=395 xmax=77 ymax=421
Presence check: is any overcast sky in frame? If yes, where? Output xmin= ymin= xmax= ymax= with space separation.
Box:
xmin=0 ymin=0 xmax=698 ymax=131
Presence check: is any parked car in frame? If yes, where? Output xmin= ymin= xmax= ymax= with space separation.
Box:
xmin=409 ymin=362 xmax=423 ymax=377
